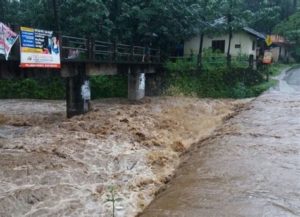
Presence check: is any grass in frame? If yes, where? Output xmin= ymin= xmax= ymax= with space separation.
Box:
xmin=268 ymin=63 xmax=300 ymax=77
xmin=250 ymin=79 xmax=279 ymax=97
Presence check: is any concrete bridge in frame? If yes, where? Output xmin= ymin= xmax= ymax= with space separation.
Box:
xmin=0 ymin=35 xmax=162 ymax=118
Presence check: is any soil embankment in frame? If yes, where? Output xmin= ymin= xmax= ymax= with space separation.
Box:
xmin=0 ymin=97 xmax=248 ymax=217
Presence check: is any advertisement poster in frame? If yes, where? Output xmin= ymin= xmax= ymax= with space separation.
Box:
xmin=0 ymin=22 xmax=18 ymax=60
xmin=20 ymin=26 xmax=60 ymax=68
xmin=263 ymin=51 xmax=273 ymax=64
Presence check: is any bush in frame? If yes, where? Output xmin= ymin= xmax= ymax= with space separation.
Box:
xmin=231 ymin=82 xmax=252 ymax=98
xmin=0 ymin=77 xmax=65 ymax=99
xmin=90 ymin=75 xmax=127 ymax=99
xmin=164 ymin=51 xmax=276 ymax=99
xmin=0 ymin=75 xmax=128 ymax=100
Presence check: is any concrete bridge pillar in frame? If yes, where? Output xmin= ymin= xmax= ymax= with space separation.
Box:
xmin=66 ymin=66 xmax=91 ymax=118
xmin=128 ymin=68 xmax=145 ymax=101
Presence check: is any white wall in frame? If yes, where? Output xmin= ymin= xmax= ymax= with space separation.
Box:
xmin=184 ymin=31 xmax=257 ymax=59
xmin=270 ymin=47 xmax=280 ymax=62
xmin=270 ymin=45 xmax=291 ymax=63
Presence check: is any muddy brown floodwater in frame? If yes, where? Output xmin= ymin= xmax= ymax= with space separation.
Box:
xmin=140 ymin=67 xmax=300 ymax=217
xmin=0 ymin=97 xmax=247 ymax=217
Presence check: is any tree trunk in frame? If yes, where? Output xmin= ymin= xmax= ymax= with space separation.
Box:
xmin=198 ymin=33 xmax=204 ymax=70
xmin=52 ymin=0 xmax=61 ymax=33
xmin=227 ymin=10 xmax=233 ymax=67
xmin=227 ymin=27 xmax=232 ymax=67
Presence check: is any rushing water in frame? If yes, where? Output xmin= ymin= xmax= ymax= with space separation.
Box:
xmin=140 ymin=68 xmax=300 ymax=217
xmin=0 ymin=98 xmax=242 ymax=217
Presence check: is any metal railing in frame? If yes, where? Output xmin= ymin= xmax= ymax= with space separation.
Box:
xmin=61 ymin=35 xmax=161 ymax=63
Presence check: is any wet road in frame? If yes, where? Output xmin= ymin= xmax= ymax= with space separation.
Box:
xmin=141 ymin=67 xmax=300 ymax=217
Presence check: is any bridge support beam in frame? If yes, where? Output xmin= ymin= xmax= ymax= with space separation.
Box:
xmin=128 ymin=68 xmax=145 ymax=101
xmin=66 ymin=66 xmax=91 ymax=118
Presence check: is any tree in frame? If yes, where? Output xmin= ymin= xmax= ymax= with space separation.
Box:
xmin=192 ymin=0 xmax=220 ymax=68
xmin=274 ymin=11 xmax=300 ymax=60
xmin=2 ymin=0 xmax=298 ymax=58
xmin=59 ymin=0 xmax=111 ymax=39
xmin=218 ymin=0 xmax=251 ymax=66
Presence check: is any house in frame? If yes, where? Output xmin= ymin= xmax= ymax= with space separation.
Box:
xmin=184 ymin=27 xmax=266 ymax=61
xmin=269 ymin=35 xmax=291 ymax=63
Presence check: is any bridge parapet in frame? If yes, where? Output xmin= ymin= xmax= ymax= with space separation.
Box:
xmin=61 ymin=35 xmax=160 ymax=64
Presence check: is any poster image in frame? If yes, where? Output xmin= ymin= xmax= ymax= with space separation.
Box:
xmin=0 ymin=22 xmax=18 ymax=60
xmin=20 ymin=26 xmax=61 ymax=68
xmin=263 ymin=51 xmax=273 ymax=64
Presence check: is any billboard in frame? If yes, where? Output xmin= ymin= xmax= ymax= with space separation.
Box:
xmin=0 ymin=22 xmax=18 ymax=60
xmin=20 ymin=26 xmax=60 ymax=68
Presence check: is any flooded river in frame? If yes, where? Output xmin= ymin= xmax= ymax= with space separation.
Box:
xmin=0 ymin=97 xmax=244 ymax=216
xmin=140 ymin=67 xmax=300 ymax=217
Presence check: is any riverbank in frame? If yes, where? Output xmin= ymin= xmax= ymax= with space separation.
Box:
xmin=0 ymin=97 xmax=249 ymax=216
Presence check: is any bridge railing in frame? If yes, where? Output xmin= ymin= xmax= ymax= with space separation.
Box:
xmin=61 ymin=35 xmax=89 ymax=60
xmin=61 ymin=35 xmax=161 ymax=63
xmin=93 ymin=40 xmax=114 ymax=61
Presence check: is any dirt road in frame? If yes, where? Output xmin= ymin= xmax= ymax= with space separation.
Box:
xmin=140 ymin=68 xmax=300 ymax=217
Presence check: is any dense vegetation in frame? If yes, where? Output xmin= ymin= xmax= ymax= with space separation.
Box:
xmin=274 ymin=11 xmax=300 ymax=61
xmin=0 ymin=75 xmax=127 ymax=100
xmin=0 ymin=0 xmax=299 ymax=99
xmin=1 ymin=0 xmax=299 ymax=52
xmin=164 ymin=51 xmax=283 ymax=98
xmin=0 ymin=60 xmax=292 ymax=100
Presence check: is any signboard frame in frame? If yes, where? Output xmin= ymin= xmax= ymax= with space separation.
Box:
xmin=19 ymin=26 xmax=61 ymax=68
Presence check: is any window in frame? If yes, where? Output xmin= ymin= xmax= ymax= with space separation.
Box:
xmin=252 ymin=40 xmax=256 ymax=51
xmin=212 ymin=40 xmax=225 ymax=53
xmin=235 ymin=44 xmax=241 ymax=49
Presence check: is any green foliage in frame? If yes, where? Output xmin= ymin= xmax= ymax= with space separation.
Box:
xmin=250 ymin=80 xmax=278 ymax=97
xmin=231 ymin=82 xmax=250 ymax=98
xmin=164 ymin=53 xmax=278 ymax=99
xmin=274 ymin=11 xmax=300 ymax=40
xmin=90 ymin=75 xmax=127 ymax=99
xmin=3 ymin=0 xmax=295 ymax=55
xmin=105 ymin=186 xmax=122 ymax=217
xmin=274 ymin=11 xmax=300 ymax=61
xmin=165 ymin=58 xmax=197 ymax=75
xmin=0 ymin=75 xmax=127 ymax=100
xmin=267 ymin=64 xmax=288 ymax=76
xmin=0 ymin=77 xmax=65 ymax=99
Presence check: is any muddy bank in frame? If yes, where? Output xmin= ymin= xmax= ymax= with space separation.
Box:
xmin=0 ymin=97 xmax=247 ymax=217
